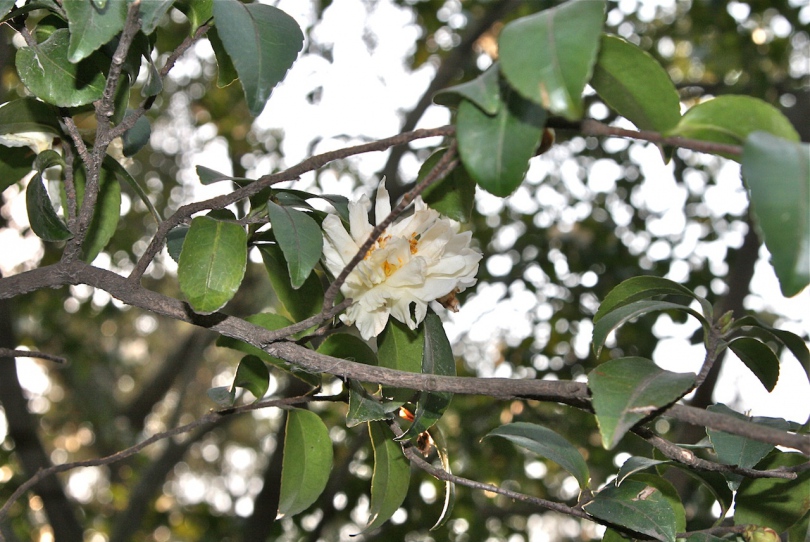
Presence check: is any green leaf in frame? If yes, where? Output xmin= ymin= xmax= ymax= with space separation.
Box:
xmin=588 ymin=357 xmax=695 ymax=449
xmin=591 ymin=34 xmax=680 ymax=133
xmin=74 ymin=163 xmax=121 ymax=262
xmin=418 ymin=148 xmax=476 ymax=223
xmin=735 ymin=452 xmax=810 ymax=533
xmin=64 ymin=0 xmax=127 ymax=62
xmin=206 ymin=386 xmax=234 ymax=407
xmin=207 ymin=27 xmax=239 ymax=88
xmin=706 ymin=404 xmax=789 ymax=486
xmin=231 ymin=355 xmax=269 ymax=402
xmin=0 ymin=147 xmax=35 ymax=191
xmin=0 ymin=97 xmax=61 ymax=135
xmin=671 ymin=96 xmax=800 ymax=159
xmin=377 ymin=318 xmax=424 ymax=404
xmin=592 ymin=299 xmax=706 ymax=358
xmin=138 ymin=0 xmax=175 ymax=34
xmin=181 ymin=0 xmax=212 ymax=31
xmin=498 ymin=0 xmax=605 ymax=120
xmin=276 ymin=189 xmax=350 ymax=223
xmin=278 ymin=409 xmax=333 ymax=518
xmin=34 ymin=149 xmax=64 ymax=171
xmin=485 ymin=422 xmax=589 ymax=488
xmin=397 ymin=312 xmax=455 ymax=441
xmin=258 ymin=243 xmax=324 ymax=322
xmin=363 ymin=421 xmax=410 ymax=532
xmin=616 ymin=456 xmax=670 ymax=485
xmin=0 ymin=0 xmax=16 ymax=20
xmin=787 ymin=512 xmax=810 ymax=542
xmin=742 ymin=132 xmax=810 ymax=297
xmin=346 ymin=381 xmax=396 ymax=427
xmin=594 ymin=276 xmax=712 ymax=324
xmin=122 ymin=115 xmax=151 ymax=157
xmin=727 ymin=337 xmax=780 ymax=392
xmin=16 ymin=29 xmax=107 ymax=107
xmin=584 ymin=479 xmax=678 ymax=542
xmin=27 ymin=172 xmax=72 ymax=242
xmin=433 ymin=63 xmax=500 ymax=115
xmin=177 ymin=215 xmax=247 ymax=314
xmin=267 ymin=200 xmax=323 ymax=289
xmin=196 ymin=165 xmax=237 ymax=185
xmin=141 ymin=58 xmax=163 ymax=97
xmin=103 ymin=155 xmax=161 ymax=224
xmin=456 ymin=89 xmax=547 ymax=198
xmin=625 ymin=474 xmax=686 ymax=534
xmin=732 ymin=317 xmax=810 ymax=373
xmin=429 ymin=425 xmax=455 ymax=530
xmin=212 ymin=0 xmax=304 ymax=116
xmin=683 ymin=535 xmax=726 ymax=542
xmin=316 ymin=334 xmax=377 ymax=367
xmin=166 ymin=226 xmax=188 ymax=262
xmin=670 ymin=465 xmax=733 ymax=519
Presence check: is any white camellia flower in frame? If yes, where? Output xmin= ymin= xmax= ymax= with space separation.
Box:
xmin=322 ymin=179 xmax=481 ymax=340
xmin=0 ymin=131 xmax=54 ymax=154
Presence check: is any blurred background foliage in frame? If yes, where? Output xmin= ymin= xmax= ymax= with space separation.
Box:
xmin=0 ymin=0 xmax=808 ymax=540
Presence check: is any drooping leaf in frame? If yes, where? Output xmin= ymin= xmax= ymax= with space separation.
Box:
xmin=498 ymin=0 xmax=605 ymax=119
xmin=122 ymin=114 xmax=151 ymax=157
xmin=706 ymin=404 xmax=790 ymax=488
xmin=485 ymin=422 xmax=590 ymax=488
xmin=433 ymin=63 xmax=500 ymax=115
xmin=592 ymin=299 xmax=707 ymax=358
xmin=27 ymin=172 xmax=72 ymax=242
xmin=669 ymin=464 xmax=734 ymax=519
xmin=377 ymin=319 xmax=424 ymax=404
xmin=207 ymin=27 xmax=239 ymax=88
xmin=16 ymin=29 xmax=107 ymax=107
xmin=141 ymin=57 xmax=163 ymax=97
xmin=742 ymin=132 xmax=809 ymax=297
xmin=363 ymin=421 xmax=410 ymax=532
xmin=166 ymin=226 xmax=188 ymax=262
xmin=456 ymin=89 xmax=546 ymax=198
xmin=594 ymin=276 xmax=712 ymax=324
xmin=103 ymin=155 xmax=161 ymax=224
xmin=138 ymin=0 xmax=175 ymax=34
xmin=397 ymin=312 xmax=455 ymax=441
xmin=212 ymin=0 xmax=304 ymax=116
xmin=346 ymin=381 xmax=396 ymax=427
xmin=588 ymin=357 xmax=695 ymax=449
xmin=64 ymin=0 xmax=127 ymax=62
xmin=258 ymin=243 xmax=323 ymax=322
xmin=727 ymin=337 xmax=781 ymax=392
xmin=735 ymin=452 xmax=810 ymax=533
xmin=616 ymin=456 xmax=670 ymax=485
xmin=267 ymin=200 xmax=322 ymax=289
xmin=418 ymin=148 xmax=476 ymax=223
xmin=0 ymin=97 xmax=61 ymax=135
xmin=671 ymin=96 xmax=800 ymax=159
xmin=74 ymin=163 xmax=121 ymax=262
xmin=0 ymin=147 xmax=34 ymax=191
xmin=278 ymin=409 xmax=333 ymax=518
xmin=583 ymin=479 xmax=678 ymax=542
xmin=591 ymin=34 xmax=680 ymax=133
xmin=231 ymin=355 xmax=269 ymax=402
xmin=430 ymin=425 xmax=455 ymax=530
xmin=731 ymin=317 xmax=810 ymax=374
xmin=177 ymin=215 xmax=247 ymax=314
xmin=626 ymin=474 xmax=686 ymax=534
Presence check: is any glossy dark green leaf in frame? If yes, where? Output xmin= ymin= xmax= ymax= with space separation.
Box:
xmin=670 ymin=463 xmax=733 ymax=519
xmin=456 ymin=89 xmax=546 ymax=198
xmin=594 ymin=276 xmax=712 ymax=324
xmin=735 ymin=452 xmax=810 ymax=533
xmin=207 ymin=27 xmax=239 ymax=88
xmin=27 ymin=172 xmax=72 ymax=242
xmin=584 ymin=479 xmax=678 ymax=542
xmin=591 ymin=34 xmax=680 ymax=133
xmin=742 ymin=132 xmax=809 ymax=297
xmin=212 ymin=0 xmax=303 ymax=116
xmin=626 ymin=474 xmax=685 ymax=533
xmin=728 ymin=338 xmax=780 ymax=392
xmin=74 ymin=163 xmax=121 ymax=262
xmin=316 ymin=334 xmax=377 ymax=367
xmin=0 ymin=97 xmax=61 ymax=135
xmin=616 ymin=456 xmax=670 ymax=485
xmin=258 ymin=243 xmax=323 ymax=322
xmin=429 ymin=425 xmax=455 ymax=530
xmin=195 ymin=165 xmax=240 ymax=185
xmin=267 ymin=200 xmax=322 ymax=289
xmin=418 ymin=148 xmax=476 ymax=223
xmin=16 ymin=29 xmax=107 ymax=107
xmin=498 ymin=0 xmax=605 ymax=119
xmin=377 ymin=318 xmax=424 ymax=404
xmin=34 ymin=149 xmax=64 ymax=171
xmin=588 ymin=357 xmax=695 ymax=449
xmin=122 ymin=115 xmax=151 ymax=157
xmin=397 ymin=312 xmax=455 ymax=441
xmin=363 ymin=421 xmax=410 ymax=532
xmin=278 ymin=409 xmax=333 ymax=518
xmin=706 ymin=404 xmax=789 ymax=482
xmin=103 ymin=155 xmax=161 ymax=224
xmin=0 ymin=147 xmax=34 ymax=191
xmin=346 ymin=381 xmax=396 ymax=427
xmin=182 ymin=0 xmax=212 ymax=30
xmin=433 ymin=63 xmax=500 ymax=115
xmin=731 ymin=317 xmax=810 ymax=372
xmin=231 ymin=355 xmax=269 ymax=402
xmin=485 ymin=422 xmax=590 ymax=488
xmin=64 ymin=0 xmax=127 ymax=62
xmin=139 ymin=0 xmax=175 ymax=34
xmin=276 ymin=189 xmax=350 ymax=223
xmin=166 ymin=226 xmax=188 ymax=262
xmin=177 ymin=215 xmax=247 ymax=314
xmin=593 ymin=299 xmax=706 ymax=357
xmin=672 ymin=96 xmax=799 ymax=159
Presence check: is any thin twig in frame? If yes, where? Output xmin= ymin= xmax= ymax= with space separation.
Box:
xmin=0 ymin=349 xmax=66 ymax=364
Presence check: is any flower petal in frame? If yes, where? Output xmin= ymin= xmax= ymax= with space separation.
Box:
xmin=375 ymin=178 xmax=392 ymax=225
